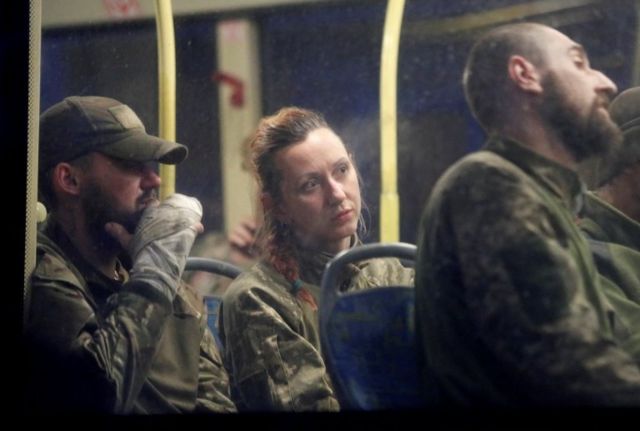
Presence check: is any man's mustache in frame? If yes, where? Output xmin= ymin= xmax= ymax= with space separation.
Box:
xmin=138 ymin=189 xmax=158 ymax=206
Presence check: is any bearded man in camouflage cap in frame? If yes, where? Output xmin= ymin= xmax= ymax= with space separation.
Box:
xmin=25 ymin=96 xmax=236 ymax=413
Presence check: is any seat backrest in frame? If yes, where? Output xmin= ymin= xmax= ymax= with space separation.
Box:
xmin=185 ymin=257 xmax=243 ymax=279
xmin=319 ymin=242 xmax=427 ymax=410
xmin=185 ymin=257 xmax=243 ymax=350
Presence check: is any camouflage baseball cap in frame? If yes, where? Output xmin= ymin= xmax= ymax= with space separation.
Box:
xmin=39 ymin=96 xmax=187 ymax=173
xmin=597 ymin=87 xmax=640 ymax=185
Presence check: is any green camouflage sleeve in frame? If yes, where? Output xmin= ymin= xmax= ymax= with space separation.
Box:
xmin=222 ymin=279 xmax=339 ymax=411
xmin=598 ymin=273 xmax=640 ymax=364
xmin=444 ymin=160 xmax=640 ymax=404
xmin=26 ymin=264 xmax=172 ymax=413
xmin=195 ymin=325 xmax=237 ymax=412
xmin=352 ymin=258 xmax=414 ymax=291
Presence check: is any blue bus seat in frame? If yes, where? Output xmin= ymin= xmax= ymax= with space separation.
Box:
xmin=185 ymin=257 xmax=242 ymax=350
xmin=319 ymin=242 xmax=427 ymax=410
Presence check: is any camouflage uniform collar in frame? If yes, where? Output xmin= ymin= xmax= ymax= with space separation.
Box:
xmin=295 ymin=235 xmax=362 ymax=286
xmin=581 ymin=191 xmax=640 ymax=250
xmin=485 ymin=137 xmax=585 ymax=214
xmin=39 ymin=215 xmax=128 ymax=289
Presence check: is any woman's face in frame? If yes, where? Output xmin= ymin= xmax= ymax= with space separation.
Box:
xmin=273 ymin=127 xmax=361 ymax=253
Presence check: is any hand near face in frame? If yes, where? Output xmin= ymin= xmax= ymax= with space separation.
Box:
xmin=104 ymin=198 xmax=161 ymax=251
xmin=104 ymin=196 xmax=204 ymax=257
xmin=110 ymin=194 xmax=204 ymax=300
xmin=104 ymin=221 xmax=135 ymax=251
xmin=229 ymin=218 xmax=258 ymax=256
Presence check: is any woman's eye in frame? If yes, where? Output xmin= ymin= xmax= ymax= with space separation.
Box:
xmin=301 ymin=179 xmax=318 ymax=192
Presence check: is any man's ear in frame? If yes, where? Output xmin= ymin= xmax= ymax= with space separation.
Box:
xmin=51 ymin=163 xmax=82 ymax=196
xmin=508 ymin=55 xmax=543 ymax=94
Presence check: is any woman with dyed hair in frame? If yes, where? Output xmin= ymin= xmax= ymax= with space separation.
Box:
xmin=220 ymin=107 xmax=413 ymax=411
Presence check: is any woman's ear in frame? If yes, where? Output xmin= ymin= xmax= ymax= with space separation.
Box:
xmin=51 ymin=162 xmax=81 ymax=196
xmin=261 ymin=192 xmax=274 ymax=213
xmin=508 ymin=55 xmax=543 ymax=94
xmin=261 ymin=192 xmax=282 ymax=218
xmin=262 ymin=192 xmax=289 ymax=224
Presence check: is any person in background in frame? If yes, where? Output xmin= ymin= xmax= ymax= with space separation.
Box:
xmin=183 ymin=136 xmax=261 ymax=350
xmin=25 ymin=96 xmax=236 ymax=414
xmin=185 ymin=215 xmax=260 ymax=350
xmin=578 ymin=86 xmax=640 ymax=360
xmin=185 ymin=135 xmax=260 ymax=299
xmin=415 ymin=22 xmax=640 ymax=406
xmin=185 ymin=217 xmax=259 ymax=297
xmin=220 ymin=107 xmax=414 ymax=411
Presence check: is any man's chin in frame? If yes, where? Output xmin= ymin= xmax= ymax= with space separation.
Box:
xmin=591 ymin=121 xmax=622 ymax=159
xmin=122 ymin=208 xmax=147 ymax=232
xmin=93 ymin=229 xmax=126 ymax=254
xmin=570 ymin=115 xmax=622 ymax=162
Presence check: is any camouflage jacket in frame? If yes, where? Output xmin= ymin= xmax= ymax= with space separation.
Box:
xmin=220 ymin=244 xmax=414 ymax=411
xmin=24 ymin=217 xmax=237 ymax=414
xmin=578 ymin=191 xmax=640 ymax=360
xmin=415 ymin=137 xmax=640 ymax=406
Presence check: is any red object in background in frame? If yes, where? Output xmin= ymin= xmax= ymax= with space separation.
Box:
xmin=102 ymin=0 xmax=142 ymax=18
xmin=212 ymin=72 xmax=245 ymax=108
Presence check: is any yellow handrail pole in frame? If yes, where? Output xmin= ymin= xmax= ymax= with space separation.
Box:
xmin=25 ymin=0 xmax=43 ymax=326
xmin=379 ymin=0 xmax=405 ymax=242
xmin=154 ymin=0 xmax=177 ymax=199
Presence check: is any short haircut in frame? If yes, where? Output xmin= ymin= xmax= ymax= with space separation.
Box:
xmin=463 ymin=22 xmax=548 ymax=132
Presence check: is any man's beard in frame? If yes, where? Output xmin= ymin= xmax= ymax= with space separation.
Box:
xmin=80 ymin=181 xmax=149 ymax=252
xmin=540 ymin=72 xmax=622 ymax=162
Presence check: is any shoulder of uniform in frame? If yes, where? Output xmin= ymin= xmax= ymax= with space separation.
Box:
xmin=436 ymin=151 xmax=518 ymax=188
xmin=223 ymin=262 xmax=294 ymax=308
xmin=32 ymin=241 xmax=85 ymax=289
xmin=358 ymin=256 xmax=401 ymax=271
xmin=355 ymin=257 xmax=414 ymax=287
xmin=463 ymin=150 xmax=525 ymax=176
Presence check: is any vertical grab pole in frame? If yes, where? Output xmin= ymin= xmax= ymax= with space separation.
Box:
xmin=379 ymin=0 xmax=405 ymax=243
xmin=154 ymin=0 xmax=177 ymax=199
xmin=25 ymin=0 xmax=42 ymax=325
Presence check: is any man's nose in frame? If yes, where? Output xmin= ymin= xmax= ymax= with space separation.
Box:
xmin=141 ymin=165 xmax=161 ymax=189
xmin=595 ymin=69 xmax=618 ymax=98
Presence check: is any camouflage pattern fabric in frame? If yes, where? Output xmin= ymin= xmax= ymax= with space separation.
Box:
xmin=578 ymin=191 xmax=640 ymax=361
xmin=220 ymin=243 xmax=414 ymax=411
xmin=415 ymin=137 xmax=640 ymax=406
xmin=24 ymin=217 xmax=237 ymax=414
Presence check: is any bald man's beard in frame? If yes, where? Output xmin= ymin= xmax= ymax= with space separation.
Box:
xmin=80 ymin=182 xmax=147 ymax=253
xmin=540 ymin=72 xmax=622 ymax=162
